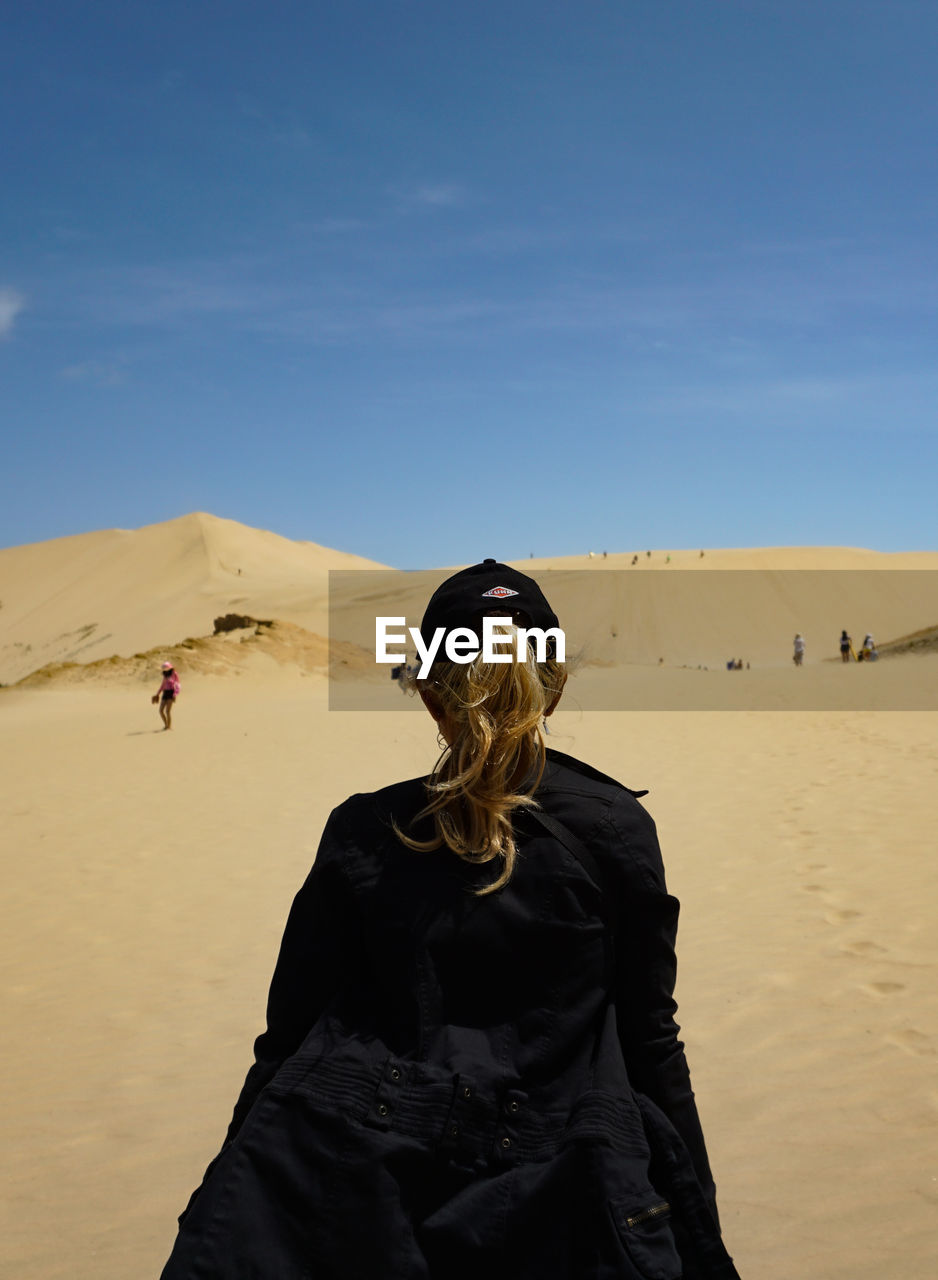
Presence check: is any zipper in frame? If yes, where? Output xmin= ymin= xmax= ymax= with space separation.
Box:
xmin=625 ymin=1202 xmax=670 ymax=1229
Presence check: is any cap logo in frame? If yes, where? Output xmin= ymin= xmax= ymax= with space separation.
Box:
xmin=481 ymin=586 xmax=519 ymax=599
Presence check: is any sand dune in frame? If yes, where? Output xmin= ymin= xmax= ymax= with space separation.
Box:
xmin=525 ymin=545 xmax=938 ymax=570
xmin=14 ymin=619 xmax=374 ymax=690
xmin=326 ymin=554 xmax=938 ymax=709
xmin=516 ymin=547 xmax=938 ymax=670
xmin=4 ymin=516 xmax=938 ymax=687
xmin=0 ymin=512 xmax=386 ymax=685
xmin=351 ymin=567 xmax=938 ymax=668
xmin=2 ymin=515 xmax=937 ymax=1279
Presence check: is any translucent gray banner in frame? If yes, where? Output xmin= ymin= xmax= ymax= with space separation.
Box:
xmin=328 ymin=569 xmax=938 ymax=711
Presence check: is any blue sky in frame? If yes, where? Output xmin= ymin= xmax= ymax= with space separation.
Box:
xmin=2 ymin=0 xmax=937 ymax=566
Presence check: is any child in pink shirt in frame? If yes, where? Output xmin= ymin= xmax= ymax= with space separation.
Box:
xmin=152 ymin=661 xmax=180 ymax=730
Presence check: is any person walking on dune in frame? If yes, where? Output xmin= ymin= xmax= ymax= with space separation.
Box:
xmin=793 ymin=634 xmax=805 ymax=667
xmin=152 ymin=661 xmax=180 ymax=730
xmin=839 ymin=630 xmax=853 ymax=663
xmin=160 ymin=560 xmax=738 ymax=1279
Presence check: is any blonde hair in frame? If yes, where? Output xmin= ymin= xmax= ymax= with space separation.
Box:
xmin=396 ymin=628 xmax=566 ymax=895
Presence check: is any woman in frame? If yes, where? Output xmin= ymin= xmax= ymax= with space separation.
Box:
xmin=161 ymin=561 xmax=738 ymax=1279
xmin=153 ymin=661 xmax=180 ymax=730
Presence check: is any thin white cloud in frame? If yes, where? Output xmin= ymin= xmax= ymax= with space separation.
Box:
xmin=272 ymin=125 xmax=315 ymax=149
xmin=414 ymin=184 xmax=464 ymax=207
xmin=60 ymin=360 xmax=125 ymax=387
xmin=77 ymin=262 xmax=276 ymax=327
xmin=51 ymin=227 xmax=938 ymax=366
xmin=392 ymin=182 xmax=469 ymax=212
xmin=247 ymin=296 xmax=510 ymax=345
xmin=49 ymin=225 xmax=92 ymax=244
xmin=0 ymin=288 xmax=25 ymax=338
xmin=738 ymin=235 xmax=865 ymax=258
xmin=642 ymin=371 xmax=937 ymax=420
xmin=302 ymin=217 xmax=369 ymax=234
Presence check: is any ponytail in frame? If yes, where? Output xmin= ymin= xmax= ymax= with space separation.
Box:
xmin=395 ymin=628 xmax=566 ymax=895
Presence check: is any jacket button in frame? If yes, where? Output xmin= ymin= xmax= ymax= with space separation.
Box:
xmin=450 ymin=1123 xmax=460 ymax=1137
xmin=390 ymin=1069 xmax=401 ymax=1081
xmin=463 ymin=1086 xmax=472 ymax=1099
xmin=377 ymin=1104 xmax=390 ymax=1117
xmin=507 ymin=1100 xmax=519 ymax=1113
xmin=501 ymin=1137 xmax=511 ymax=1149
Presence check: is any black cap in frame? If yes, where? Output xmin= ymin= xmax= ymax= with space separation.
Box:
xmin=419 ymin=558 xmax=559 ymax=647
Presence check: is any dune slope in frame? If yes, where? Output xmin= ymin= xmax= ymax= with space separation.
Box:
xmin=0 ymin=513 xmax=387 ymax=683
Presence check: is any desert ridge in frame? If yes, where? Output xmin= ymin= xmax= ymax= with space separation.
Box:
xmin=0 ymin=512 xmax=387 ymax=685
xmin=508 ymin=546 xmax=938 ymax=670
xmin=522 ymin=545 xmax=938 ymax=570
xmin=4 ymin=513 xmax=938 ymax=686
xmin=324 ymin=550 xmax=938 ymax=697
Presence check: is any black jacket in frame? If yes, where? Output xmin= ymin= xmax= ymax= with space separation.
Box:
xmin=229 ymin=749 xmax=715 ymax=1196
xmin=164 ymin=749 xmax=735 ymax=1278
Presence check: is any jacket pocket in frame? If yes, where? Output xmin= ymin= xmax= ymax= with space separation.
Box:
xmin=608 ymin=1196 xmax=682 ymax=1280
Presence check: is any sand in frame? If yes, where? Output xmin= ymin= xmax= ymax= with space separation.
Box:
xmin=0 ymin=512 xmax=386 ymax=686
xmin=2 ymin=516 xmax=937 ymax=1278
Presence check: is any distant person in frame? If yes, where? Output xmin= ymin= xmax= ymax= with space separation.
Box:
xmin=392 ymin=663 xmax=420 ymax=693
xmin=646 ymin=550 xmax=651 ymax=558
xmin=860 ymin=633 xmax=875 ymax=661
xmin=152 ymin=661 xmax=180 ymax=729
xmin=700 ymin=550 xmax=705 ymax=558
xmin=839 ymin=630 xmax=852 ymax=663
xmin=793 ymin=634 xmax=805 ymax=667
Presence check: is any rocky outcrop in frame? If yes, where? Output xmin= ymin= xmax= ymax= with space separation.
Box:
xmin=212 ymin=613 xmax=273 ymax=634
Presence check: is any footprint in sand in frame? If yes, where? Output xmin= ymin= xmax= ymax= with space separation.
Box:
xmin=842 ymin=939 xmax=888 ymax=956
xmin=796 ymin=862 xmax=828 ymax=874
xmin=861 ymin=981 xmax=905 ymax=997
xmin=886 ymin=1028 xmax=936 ymax=1057
xmin=803 ymin=884 xmax=826 ymax=893
xmin=825 ymin=908 xmax=863 ymax=924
